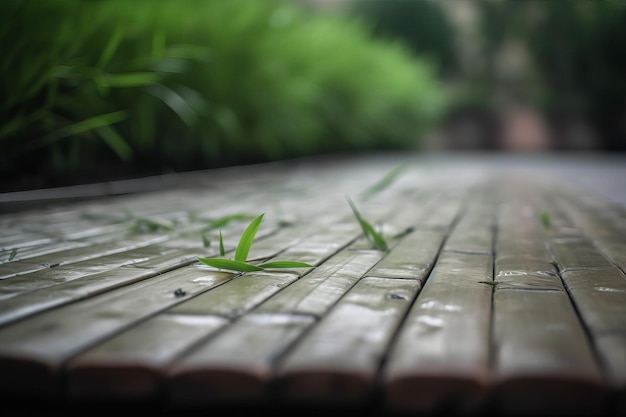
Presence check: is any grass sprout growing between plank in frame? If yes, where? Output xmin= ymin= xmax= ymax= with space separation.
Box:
xmin=346 ymin=196 xmax=389 ymax=251
xmin=541 ymin=210 xmax=551 ymax=229
xmin=198 ymin=213 xmax=313 ymax=273
xmin=360 ymin=164 xmax=407 ymax=200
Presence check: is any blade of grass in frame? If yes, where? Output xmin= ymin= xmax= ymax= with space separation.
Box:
xmin=234 ymin=213 xmax=264 ymax=262
xmin=202 ymin=234 xmax=211 ymax=248
xmin=360 ymin=164 xmax=407 ymax=199
xmin=257 ymin=261 xmax=313 ymax=269
xmin=203 ymin=213 xmax=256 ymax=230
xmin=198 ymin=257 xmax=263 ymax=272
xmin=346 ymin=196 xmax=388 ymax=251
xmin=95 ymin=124 xmax=133 ymax=162
xmin=8 ymin=248 xmax=17 ymax=261
xmin=541 ymin=210 xmax=551 ymax=229
xmin=219 ymin=229 xmax=225 ymax=256
xmin=97 ymin=26 xmax=125 ymax=69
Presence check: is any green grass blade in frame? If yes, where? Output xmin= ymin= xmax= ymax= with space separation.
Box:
xmin=541 ymin=211 xmax=550 ymax=229
xmin=97 ymin=26 xmax=125 ymax=69
xmin=8 ymin=248 xmax=17 ymax=261
xmin=95 ymin=125 xmax=133 ymax=162
xmin=234 ymin=213 xmax=264 ymax=262
xmin=219 ymin=229 xmax=225 ymax=256
xmin=207 ymin=214 xmax=256 ymax=230
xmin=360 ymin=164 xmax=406 ymax=199
xmin=198 ymin=257 xmax=263 ymax=272
xmin=202 ymin=234 xmax=211 ymax=248
xmin=101 ymin=72 xmax=161 ymax=88
xmin=257 ymin=261 xmax=314 ymax=269
xmin=346 ymin=196 xmax=388 ymax=251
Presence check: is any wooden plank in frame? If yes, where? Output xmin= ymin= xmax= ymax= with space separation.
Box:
xmin=0 ymin=260 xmax=46 ymax=280
xmin=560 ymin=268 xmax=626 ymax=335
xmin=15 ymin=235 xmax=169 ymax=268
xmin=0 ymin=267 xmax=158 ymax=326
xmin=0 ymin=240 xmax=90 ymax=265
xmin=594 ymin=333 xmax=626 ymax=390
xmin=364 ymin=229 xmax=447 ymax=280
xmin=168 ymin=313 xmax=314 ymax=405
xmin=492 ymin=289 xmax=606 ymax=415
xmin=256 ymin=248 xmax=384 ymax=316
xmin=169 ymin=271 xmax=300 ymax=318
xmin=0 ymin=232 xmax=53 ymax=250
xmin=66 ymin=313 xmax=228 ymax=402
xmin=0 ymin=265 xmax=233 ymax=398
xmin=593 ymin=239 xmax=626 ymax=273
xmin=382 ymin=252 xmax=493 ymax=414
xmin=0 ymin=245 xmax=188 ymax=298
xmin=549 ymin=238 xmax=615 ymax=271
xmin=443 ymin=204 xmax=494 ymax=254
xmin=275 ymin=277 xmax=419 ymax=405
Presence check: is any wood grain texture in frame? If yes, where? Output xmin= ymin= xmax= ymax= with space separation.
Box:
xmin=493 ymin=289 xmax=606 ymax=415
xmin=276 ymin=277 xmax=419 ymax=405
xmin=383 ymin=252 xmax=493 ymax=414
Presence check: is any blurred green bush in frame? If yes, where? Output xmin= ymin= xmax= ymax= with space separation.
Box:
xmin=0 ymin=0 xmax=447 ymax=189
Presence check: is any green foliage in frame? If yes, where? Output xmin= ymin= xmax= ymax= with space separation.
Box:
xmin=1 ymin=0 xmax=446 ymax=190
xmin=346 ymin=196 xmax=389 ymax=251
xmin=479 ymin=280 xmax=499 ymax=287
xmin=347 ymin=0 xmax=459 ymax=77
xmin=198 ymin=213 xmax=313 ymax=273
xmin=479 ymin=0 xmax=626 ymax=149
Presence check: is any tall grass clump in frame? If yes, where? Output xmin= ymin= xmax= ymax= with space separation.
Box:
xmin=1 ymin=0 xmax=447 ymax=190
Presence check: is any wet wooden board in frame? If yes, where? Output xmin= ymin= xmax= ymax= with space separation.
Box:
xmin=0 ymin=153 xmax=625 ymax=416
xmin=276 ymin=277 xmax=419 ymax=405
xmin=0 ymin=266 xmax=233 ymax=397
xmin=168 ymin=313 xmax=315 ymax=405
xmin=382 ymin=251 xmax=493 ymax=414
xmin=492 ymin=289 xmax=606 ymax=416
xmin=66 ymin=313 xmax=228 ymax=402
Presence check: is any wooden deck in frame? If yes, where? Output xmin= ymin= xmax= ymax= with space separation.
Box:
xmin=0 ymin=152 xmax=625 ymax=416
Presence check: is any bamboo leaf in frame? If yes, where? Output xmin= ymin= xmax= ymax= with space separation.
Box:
xmin=346 ymin=196 xmax=388 ymax=251
xmin=360 ymin=164 xmax=406 ymax=199
xmin=203 ymin=213 xmax=256 ymax=230
xmin=234 ymin=213 xmax=264 ymax=262
xmin=198 ymin=257 xmax=263 ymax=272
xmin=257 ymin=261 xmax=313 ymax=269
xmin=219 ymin=229 xmax=225 ymax=256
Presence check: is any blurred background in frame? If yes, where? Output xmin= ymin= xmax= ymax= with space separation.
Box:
xmin=1 ymin=0 xmax=624 ymax=192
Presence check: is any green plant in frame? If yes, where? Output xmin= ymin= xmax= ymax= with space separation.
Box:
xmin=359 ymin=164 xmax=407 ymax=200
xmin=198 ymin=213 xmax=313 ymax=273
xmin=540 ymin=210 xmax=551 ymax=229
xmin=346 ymin=196 xmax=389 ymax=251
xmin=8 ymin=249 xmax=17 ymax=262
xmin=478 ymin=280 xmax=499 ymax=287
xmin=1 ymin=0 xmax=447 ymax=191
xmin=129 ymin=217 xmax=174 ymax=233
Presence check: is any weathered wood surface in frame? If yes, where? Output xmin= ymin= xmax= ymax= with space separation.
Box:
xmin=0 ymin=153 xmax=625 ymax=416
